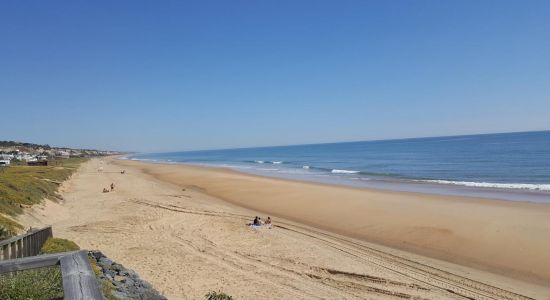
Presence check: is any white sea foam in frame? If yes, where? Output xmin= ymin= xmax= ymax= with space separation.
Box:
xmin=272 ymin=161 xmax=283 ymax=164
xmin=331 ymin=169 xmax=360 ymax=174
xmin=255 ymin=160 xmax=264 ymax=164
xmin=421 ymin=180 xmax=550 ymax=191
xmin=302 ymin=165 xmax=310 ymax=169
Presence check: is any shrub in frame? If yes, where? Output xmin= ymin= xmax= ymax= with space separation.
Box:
xmin=40 ymin=237 xmax=80 ymax=254
xmin=205 ymin=291 xmax=234 ymax=300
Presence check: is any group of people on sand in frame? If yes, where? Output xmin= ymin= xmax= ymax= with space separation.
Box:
xmin=250 ymin=216 xmax=272 ymax=228
xmin=103 ymin=183 xmax=115 ymax=193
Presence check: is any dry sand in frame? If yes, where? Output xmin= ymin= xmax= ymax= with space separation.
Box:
xmin=19 ymin=158 xmax=550 ymax=299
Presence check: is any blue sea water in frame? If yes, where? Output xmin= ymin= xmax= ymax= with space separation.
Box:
xmin=128 ymin=131 xmax=550 ymax=203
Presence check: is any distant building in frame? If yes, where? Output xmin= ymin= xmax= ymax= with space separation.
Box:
xmin=15 ymin=153 xmax=34 ymax=161
xmin=56 ymin=150 xmax=71 ymax=158
xmin=0 ymin=159 xmax=10 ymax=166
xmin=0 ymin=154 xmax=14 ymax=160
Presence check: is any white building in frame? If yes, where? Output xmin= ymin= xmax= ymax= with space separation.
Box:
xmin=0 ymin=159 xmax=10 ymax=166
xmin=57 ymin=150 xmax=71 ymax=158
xmin=15 ymin=153 xmax=34 ymax=161
xmin=0 ymin=154 xmax=14 ymax=160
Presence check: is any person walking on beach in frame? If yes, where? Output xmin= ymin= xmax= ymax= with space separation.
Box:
xmin=110 ymin=183 xmax=115 ymax=191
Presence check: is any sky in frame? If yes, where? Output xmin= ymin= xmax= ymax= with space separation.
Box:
xmin=1 ymin=1 xmax=549 ymax=152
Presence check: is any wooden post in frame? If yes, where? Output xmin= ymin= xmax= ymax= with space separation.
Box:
xmin=23 ymin=237 xmax=29 ymax=257
xmin=16 ymin=239 xmax=22 ymax=258
xmin=1 ymin=245 xmax=7 ymax=260
xmin=32 ymin=234 xmax=38 ymax=255
xmin=10 ymin=242 xmax=16 ymax=259
xmin=60 ymin=251 xmax=103 ymax=299
xmin=29 ymin=235 xmax=34 ymax=256
xmin=26 ymin=236 xmax=31 ymax=257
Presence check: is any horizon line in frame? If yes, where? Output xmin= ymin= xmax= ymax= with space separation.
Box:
xmin=135 ymin=128 xmax=550 ymax=155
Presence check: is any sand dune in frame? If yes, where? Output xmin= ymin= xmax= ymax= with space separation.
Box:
xmin=19 ymin=158 xmax=550 ymax=299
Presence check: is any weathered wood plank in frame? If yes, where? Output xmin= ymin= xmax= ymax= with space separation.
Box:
xmin=0 ymin=251 xmax=78 ymax=273
xmin=60 ymin=251 xmax=103 ymax=300
xmin=16 ymin=239 xmax=22 ymax=258
xmin=1 ymin=244 xmax=8 ymax=260
xmin=31 ymin=234 xmax=37 ymax=256
xmin=23 ymin=236 xmax=30 ymax=257
xmin=10 ymin=242 xmax=16 ymax=259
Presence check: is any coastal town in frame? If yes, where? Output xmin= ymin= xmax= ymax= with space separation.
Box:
xmin=0 ymin=141 xmax=121 ymax=167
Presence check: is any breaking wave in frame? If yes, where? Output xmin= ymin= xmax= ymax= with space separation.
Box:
xmin=420 ymin=180 xmax=550 ymax=191
xmin=331 ymin=169 xmax=361 ymax=174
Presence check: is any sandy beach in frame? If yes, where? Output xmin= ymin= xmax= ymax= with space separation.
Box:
xmin=18 ymin=158 xmax=550 ymax=299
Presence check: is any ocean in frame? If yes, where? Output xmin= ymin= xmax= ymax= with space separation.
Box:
xmin=127 ymin=130 xmax=550 ymax=203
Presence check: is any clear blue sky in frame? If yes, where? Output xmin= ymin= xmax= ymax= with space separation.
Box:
xmin=1 ymin=1 xmax=549 ymax=152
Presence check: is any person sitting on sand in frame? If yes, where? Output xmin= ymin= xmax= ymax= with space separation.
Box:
xmin=265 ymin=217 xmax=272 ymax=228
xmin=253 ymin=216 xmax=260 ymax=226
xmin=103 ymin=188 xmax=109 ymax=193
xmin=110 ymin=183 xmax=115 ymax=191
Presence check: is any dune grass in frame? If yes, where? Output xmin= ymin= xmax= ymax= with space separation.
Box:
xmin=0 ymin=158 xmax=87 ymax=238
xmin=40 ymin=237 xmax=80 ymax=254
xmin=0 ymin=215 xmax=22 ymax=239
xmin=0 ymin=266 xmax=64 ymax=300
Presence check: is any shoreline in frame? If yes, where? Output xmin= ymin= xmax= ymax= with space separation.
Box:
xmin=123 ymin=158 xmax=550 ymax=204
xmin=121 ymin=158 xmax=550 ymax=211
xmin=116 ymin=159 xmax=550 ymax=286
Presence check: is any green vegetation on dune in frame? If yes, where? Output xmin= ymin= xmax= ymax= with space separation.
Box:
xmin=41 ymin=237 xmax=80 ymax=254
xmin=0 ymin=266 xmax=64 ymax=300
xmin=0 ymin=215 xmax=22 ymax=238
xmin=0 ymin=158 xmax=87 ymax=238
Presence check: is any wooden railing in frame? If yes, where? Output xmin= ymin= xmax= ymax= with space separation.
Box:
xmin=0 ymin=227 xmax=102 ymax=299
xmin=0 ymin=226 xmax=53 ymax=261
xmin=0 ymin=250 xmax=103 ymax=299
